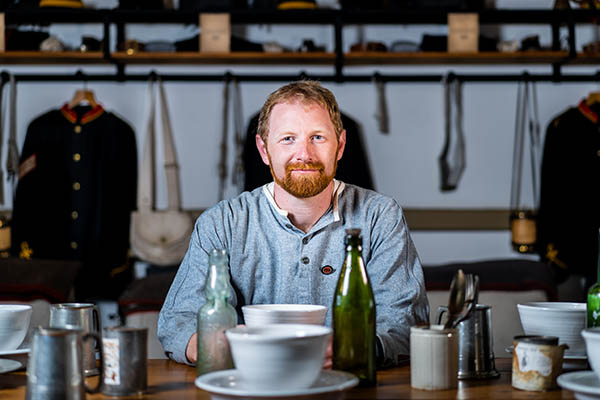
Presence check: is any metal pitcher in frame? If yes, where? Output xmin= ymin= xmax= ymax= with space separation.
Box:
xmin=436 ymin=304 xmax=499 ymax=379
xmin=49 ymin=303 xmax=101 ymax=376
xmin=26 ymin=327 xmax=104 ymax=400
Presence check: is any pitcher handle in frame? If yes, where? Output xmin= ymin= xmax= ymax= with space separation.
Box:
xmin=83 ymin=332 xmax=104 ymax=394
xmin=435 ymin=306 xmax=448 ymax=325
xmin=92 ymin=305 xmax=102 ymax=351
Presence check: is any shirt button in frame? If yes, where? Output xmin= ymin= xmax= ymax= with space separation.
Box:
xmin=73 ymin=182 xmax=80 ymax=191
xmin=286 ymin=224 xmax=292 ymax=229
xmin=301 ymin=256 xmax=310 ymax=264
xmin=74 ymin=125 xmax=82 ymax=133
xmin=302 ymin=237 xmax=309 ymax=245
xmin=71 ymin=211 xmax=79 ymax=219
xmin=73 ymin=153 xmax=81 ymax=162
xmin=71 ymin=241 xmax=78 ymax=249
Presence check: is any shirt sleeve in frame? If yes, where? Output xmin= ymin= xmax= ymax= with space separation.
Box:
xmin=157 ymin=209 xmax=231 ymax=365
xmin=367 ymin=199 xmax=430 ymax=367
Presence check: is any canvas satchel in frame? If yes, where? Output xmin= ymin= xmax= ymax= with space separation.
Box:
xmin=130 ymin=77 xmax=193 ymax=266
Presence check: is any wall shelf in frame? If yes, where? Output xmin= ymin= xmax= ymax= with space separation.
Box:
xmin=0 ymin=51 xmax=106 ymax=64
xmin=1 ymin=8 xmax=600 ymax=80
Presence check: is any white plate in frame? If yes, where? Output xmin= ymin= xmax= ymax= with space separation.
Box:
xmin=195 ymin=369 xmax=359 ymax=399
xmin=0 ymin=359 xmax=23 ymax=374
xmin=557 ymin=371 xmax=600 ymax=399
xmin=0 ymin=348 xmax=30 ymax=356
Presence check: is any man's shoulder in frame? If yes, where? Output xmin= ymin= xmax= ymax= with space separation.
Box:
xmin=341 ymin=183 xmax=400 ymax=211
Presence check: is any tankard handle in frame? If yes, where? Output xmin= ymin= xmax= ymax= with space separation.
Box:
xmin=435 ymin=306 xmax=448 ymax=325
xmin=83 ymin=332 xmax=104 ymax=394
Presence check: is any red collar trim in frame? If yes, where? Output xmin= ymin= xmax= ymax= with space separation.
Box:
xmin=60 ymin=103 xmax=104 ymax=125
xmin=578 ymin=100 xmax=598 ymax=124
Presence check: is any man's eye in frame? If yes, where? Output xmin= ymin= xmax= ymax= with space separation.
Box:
xmin=313 ymin=135 xmax=324 ymax=141
xmin=282 ymin=136 xmax=294 ymax=143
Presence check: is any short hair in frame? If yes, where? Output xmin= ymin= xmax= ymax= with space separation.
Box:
xmin=257 ymin=80 xmax=343 ymax=142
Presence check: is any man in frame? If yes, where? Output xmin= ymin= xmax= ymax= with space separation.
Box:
xmin=157 ymin=81 xmax=429 ymax=367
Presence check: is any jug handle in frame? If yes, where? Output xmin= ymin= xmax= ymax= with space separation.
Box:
xmin=92 ymin=305 xmax=102 ymax=350
xmin=83 ymin=332 xmax=104 ymax=394
xmin=435 ymin=306 xmax=447 ymax=325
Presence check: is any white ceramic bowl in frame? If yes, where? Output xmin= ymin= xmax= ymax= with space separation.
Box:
xmin=517 ymin=302 xmax=586 ymax=357
xmin=582 ymin=328 xmax=600 ymax=379
xmin=225 ymin=324 xmax=331 ymax=391
xmin=242 ymin=304 xmax=327 ymax=327
xmin=0 ymin=304 xmax=33 ymax=351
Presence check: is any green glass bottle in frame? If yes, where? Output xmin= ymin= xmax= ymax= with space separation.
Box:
xmin=197 ymin=249 xmax=237 ymax=376
xmin=332 ymin=228 xmax=376 ymax=387
xmin=587 ymin=230 xmax=600 ymax=328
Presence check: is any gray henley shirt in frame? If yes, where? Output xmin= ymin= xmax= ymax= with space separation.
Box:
xmin=157 ymin=180 xmax=430 ymax=367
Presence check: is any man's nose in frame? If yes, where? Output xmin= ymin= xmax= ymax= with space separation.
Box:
xmin=295 ymin=139 xmax=314 ymax=161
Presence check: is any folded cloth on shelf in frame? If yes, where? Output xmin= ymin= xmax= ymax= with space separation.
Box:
xmin=39 ymin=0 xmax=83 ymax=7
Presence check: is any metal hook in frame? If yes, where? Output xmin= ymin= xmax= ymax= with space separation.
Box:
xmin=75 ymin=70 xmax=87 ymax=89
xmin=149 ymin=70 xmax=158 ymax=82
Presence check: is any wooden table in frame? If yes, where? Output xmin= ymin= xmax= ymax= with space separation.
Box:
xmin=0 ymin=358 xmax=577 ymax=399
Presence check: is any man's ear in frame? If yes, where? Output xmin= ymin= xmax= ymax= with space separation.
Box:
xmin=256 ymin=134 xmax=270 ymax=165
xmin=336 ymin=129 xmax=347 ymax=161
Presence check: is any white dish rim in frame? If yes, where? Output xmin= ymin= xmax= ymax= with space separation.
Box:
xmin=0 ymin=359 xmax=23 ymax=374
xmin=195 ymin=368 xmax=358 ymax=397
xmin=557 ymin=371 xmax=600 ymax=395
xmin=517 ymin=302 xmax=586 ymax=312
xmin=242 ymin=304 xmax=327 ymax=313
xmin=0 ymin=348 xmax=30 ymax=356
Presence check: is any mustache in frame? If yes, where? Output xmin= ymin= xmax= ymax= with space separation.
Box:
xmin=285 ymin=162 xmax=325 ymax=173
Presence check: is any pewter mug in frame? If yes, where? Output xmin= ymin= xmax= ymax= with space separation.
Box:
xmin=49 ymin=303 xmax=101 ymax=376
xmin=26 ymin=327 xmax=103 ymax=400
xmin=102 ymin=327 xmax=148 ymax=397
xmin=436 ymin=304 xmax=499 ymax=379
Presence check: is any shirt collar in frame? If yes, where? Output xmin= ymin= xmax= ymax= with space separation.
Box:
xmin=578 ymin=99 xmax=598 ymax=124
xmin=262 ymin=179 xmax=346 ymax=222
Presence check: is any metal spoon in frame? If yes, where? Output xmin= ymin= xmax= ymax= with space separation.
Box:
xmin=444 ymin=269 xmax=466 ymax=329
xmin=452 ymin=274 xmax=478 ymax=328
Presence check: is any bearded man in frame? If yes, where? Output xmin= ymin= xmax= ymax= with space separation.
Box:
xmin=157 ymin=81 xmax=429 ymax=368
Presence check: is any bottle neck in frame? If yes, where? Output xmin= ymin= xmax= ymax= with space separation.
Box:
xmin=204 ymin=264 xmax=232 ymax=302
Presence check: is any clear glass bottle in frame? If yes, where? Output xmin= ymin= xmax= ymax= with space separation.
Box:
xmin=332 ymin=228 xmax=377 ymax=387
xmin=197 ymin=249 xmax=237 ymax=376
xmin=587 ymin=230 xmax=600 ymax=328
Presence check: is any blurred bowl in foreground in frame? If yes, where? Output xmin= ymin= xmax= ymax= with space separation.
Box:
xmin=517 ymin=302 xmax=586 ymax=357
xmin=0 ymin=304 xmax=33 ymax=351
xmin=242 ymin=304 xmax=327 ymax=327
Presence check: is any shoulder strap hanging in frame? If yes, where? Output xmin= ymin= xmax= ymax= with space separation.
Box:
xmin=157 ymin=77 xmax=182 ymax=211
xmin=137 ymin=78 xmax=157 ymax=212
xmin=138 ymin=76 xmax=183 ymax=212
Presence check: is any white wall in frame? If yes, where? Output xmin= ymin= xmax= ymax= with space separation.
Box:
xmin=2 ymin=0 xmax=597 ymax=265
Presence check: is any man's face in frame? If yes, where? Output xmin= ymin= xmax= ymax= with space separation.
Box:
xmin=256 ymin=101 xmax=346 ymax=198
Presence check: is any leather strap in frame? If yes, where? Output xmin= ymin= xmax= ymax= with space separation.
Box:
xmin=439 ymin=74 xmax=466 ymax=191
xmin=231 ymin=77 xmax=244 ymax=191
xmin=218 ymin=77 xmax=230 ymax=201
xmin=138 ymin=76 xmax=182 ymax=212
xmin=510 ymin=79 xmax=541 ymax=210
xmin=373 ymin=74 xmax=389 ymax=134
xmin=6 ymin=74 xmax=19 ymax=197
xmin=0 ymin=74 xmax=6 ymax=205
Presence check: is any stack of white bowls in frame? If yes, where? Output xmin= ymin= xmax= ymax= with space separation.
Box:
xmin=242 ymin=304 xmax=327 ymax=327
xmin=517 ymin=302 xmax=586 ymax=357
